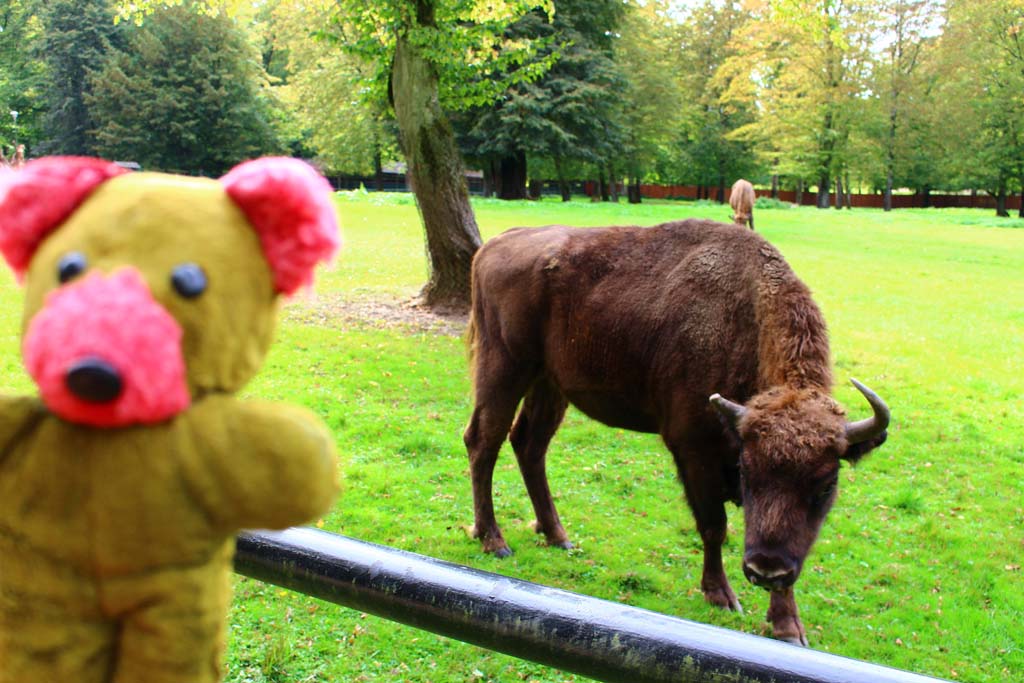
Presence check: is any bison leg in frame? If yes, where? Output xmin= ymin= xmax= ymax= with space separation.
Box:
xmin=767 ymin=587 xmax=809 ymax=647
xmin=509 ymin=377 xmax=571 ymax=549
xmin=676 ymin=457 xmax=743 ymax=613
xmin=463 ymin=350 xmax=533 ymax=558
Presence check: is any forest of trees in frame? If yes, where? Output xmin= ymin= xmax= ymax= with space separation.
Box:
xmin=2 ymin=0 xmax=1023 ymax=215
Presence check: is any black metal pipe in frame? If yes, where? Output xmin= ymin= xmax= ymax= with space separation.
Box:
xmin=235 ymin=528 xmax=949 ymax=683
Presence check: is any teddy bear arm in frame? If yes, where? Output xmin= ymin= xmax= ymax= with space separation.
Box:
xmin=212 ymin=400 xmax=339 ymax=531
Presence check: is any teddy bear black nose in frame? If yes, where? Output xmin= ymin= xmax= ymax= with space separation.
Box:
xmin=65 ymin=358 xmax=123 ymax=403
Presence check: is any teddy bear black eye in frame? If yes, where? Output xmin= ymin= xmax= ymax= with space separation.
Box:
xmin=57 ymin=252 xmax=88 ymax=284
xmin=171 ymin=263 xmax=207 ymax=299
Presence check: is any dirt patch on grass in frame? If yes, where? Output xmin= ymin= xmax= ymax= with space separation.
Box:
xmin=282 ymin=294 xmax=469 ymax=337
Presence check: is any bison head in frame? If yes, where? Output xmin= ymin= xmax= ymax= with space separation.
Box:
xmin=710 ymin=380 xmax=889 ymax=591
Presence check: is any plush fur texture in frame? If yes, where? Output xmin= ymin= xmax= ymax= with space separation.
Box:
xmin=0 ymin=157 xmax=341 ymax=683
xmin=221 ymin=157 xmax=340 ymax=295
xmin=23 ymin=268 xmax=190 ymax=427
xmin=0 ymin=157 xmax=127 ymax=277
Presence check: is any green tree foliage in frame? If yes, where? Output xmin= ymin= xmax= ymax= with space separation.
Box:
xmin=676 ymin=0 xmax=759 ymax=199
xmin=106 ymin=0 xmax=1024 ymax=219
xmin=310 ymin=0 xmax=559 ymax=307
xmin=614 ymin=0 xmax=688 ymax=200
xmin=271 ymin=0 xmax=397 ymax=175
xmin=87 ymin=5 xmax=280 ymax=175
xmin=39 ymin=0 xmax=124 ymax=155
xmin=0 ymin=0 xmax=46 ymax=156
xmin=721 ymin=0 xmax=875 ymax=207
xmin=456 ymin=0 xmax=627 ymax=200
xmin=868 ymin=0 xmax=943 ymax=210
xmin=934 ymin=0 xmax=1024 ymax=216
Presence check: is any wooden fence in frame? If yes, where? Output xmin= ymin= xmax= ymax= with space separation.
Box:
xmin=639 ymin=183 xmax=1023 ymax=211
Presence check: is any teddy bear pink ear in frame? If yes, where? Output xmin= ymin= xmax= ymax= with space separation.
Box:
xmin=220 ymin=157 xmax=340 ymax=295
xmin=0 ymin=157 xmax=128 ymax=278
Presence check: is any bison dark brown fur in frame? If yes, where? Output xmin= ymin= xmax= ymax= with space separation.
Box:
xmin=463 ymin=219 xmax=889 ymax=646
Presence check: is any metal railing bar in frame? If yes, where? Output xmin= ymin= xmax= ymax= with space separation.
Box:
xmin=234 ymin=528 xmax=950 ymax=683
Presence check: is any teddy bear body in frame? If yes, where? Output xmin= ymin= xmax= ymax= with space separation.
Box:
xmin=0 ymin=158 xmax=341 ymax=683
xmin=0 ymin=396 xmax=335 ymax=682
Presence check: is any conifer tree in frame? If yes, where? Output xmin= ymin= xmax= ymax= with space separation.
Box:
xmin=87 ymin=5 xmax=280 ymax=175
xmin=39 ymin=0 xmax=123 ymax=154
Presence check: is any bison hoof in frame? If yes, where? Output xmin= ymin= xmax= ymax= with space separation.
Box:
xmin=779 ymin=634 xmax=810 ymax=648
xmin=704 ymin=588 xmax=743 ymax=614
xmin=551 ymin=540 xmax=574 ymax=550
xmin=772 ymin=620 xmax=809 ymax=647
xmin=492 ymin=546 xmax=514 ymax=559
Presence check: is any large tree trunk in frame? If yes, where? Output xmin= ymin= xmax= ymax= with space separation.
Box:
xmin=995 ymin=184 xmax=1009 ymax=217
xmin=884 ymin=168 xmax=894 ymax=212
xmin=554 ymin=157 xmax=571 ymax=202
xmin=884 ymin=104 xmax=897 ymax=212
xmin=373 ymin=151 xmax=384 ymax=191
xmin=481 ymin=158 xmax=497 ymax=198
xmin=795 ymin=179 xmax=804 ymax=206
xmin=392 ymin=25 xmax=481 ymax=311
xmin=498 ymin=151 xmax=528 ymax=199
xmin=628 ymin=176 xmax=642 ymax=204
xmin=1018 ymin=163 xmax=1024 ymax=218
xmin=817 ymin=171 xmax=831 ymax=209
xmin=528 ymin=179 xmax=543 ymax=200
xmin=817 ymin=108 xmax=835 ymax=209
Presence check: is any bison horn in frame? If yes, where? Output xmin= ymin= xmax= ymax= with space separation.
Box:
xmin=845 ymin=379 xmax=890 ymax=444
xmin=710 ymin=393 xmax=748 ymax=427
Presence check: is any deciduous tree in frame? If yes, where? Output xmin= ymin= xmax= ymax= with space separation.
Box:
xmin=271 ymin=0 xmax=398 ymax=177
xmin=0 ymin=0 xmax=46 ymax=156
xmin=935 ymin=0 xmax=1024 ymax=216
xmin=609 ymin=0 xmax=684 ymax=202
xmin=121 ymin=0 xmax=551 ymax=310
xmin=721 ymin=0 xmax=874 ymax=207
xmin=678 ymin=0 xmax=759 ymax=201
xmin=872 ymin=0 xmax=941 ymax=210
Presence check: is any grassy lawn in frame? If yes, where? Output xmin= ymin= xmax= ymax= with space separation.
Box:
xmin=1 ymin=194 xmax=1020 ymax=682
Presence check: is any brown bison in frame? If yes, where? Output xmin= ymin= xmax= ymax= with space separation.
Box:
xmin=463 ymin=219 xmax=889 ymax=646
xmin=730 ymin=179 xmax=756 ymax=229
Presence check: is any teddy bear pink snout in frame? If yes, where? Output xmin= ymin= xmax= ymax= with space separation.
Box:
xmin=23 ymin=267 xmax=192 ymax=427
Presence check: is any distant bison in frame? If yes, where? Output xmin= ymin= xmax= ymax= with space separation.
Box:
xmin=463 ymin=219 xmax=889 ymax=646
xmin=730 ymin=179 xmax=755 ymax=229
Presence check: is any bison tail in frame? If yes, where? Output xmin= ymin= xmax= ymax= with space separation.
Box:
xmin=465 ymin=308 xmax=478 ymax=365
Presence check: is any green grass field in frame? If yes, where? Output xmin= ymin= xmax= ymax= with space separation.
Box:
xmin=1 ymin=194 xmax=1020 ymax=682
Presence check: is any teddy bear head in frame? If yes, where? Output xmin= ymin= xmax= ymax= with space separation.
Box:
xmin=0 ymin=157 xmax=339 ymax=427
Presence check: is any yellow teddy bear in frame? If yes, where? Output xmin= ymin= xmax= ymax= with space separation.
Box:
xmin=0 ymin=157 xmax=341 ymax=683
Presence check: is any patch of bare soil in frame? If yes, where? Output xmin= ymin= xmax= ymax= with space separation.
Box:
xmin=282 ymin=293 xmax=469 ymax=337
